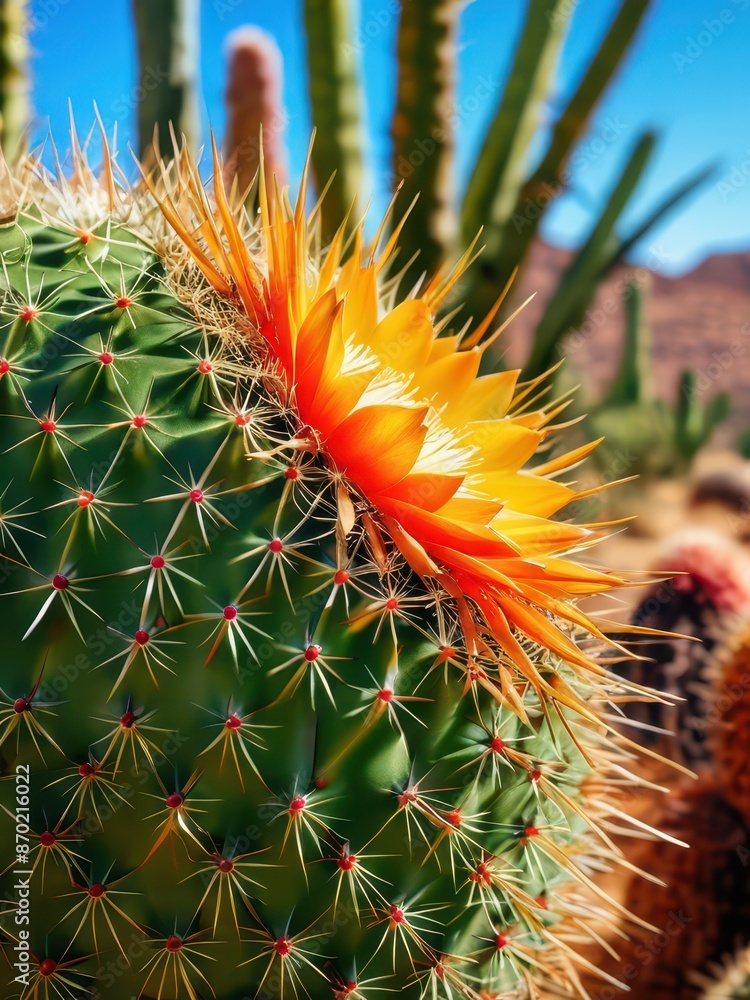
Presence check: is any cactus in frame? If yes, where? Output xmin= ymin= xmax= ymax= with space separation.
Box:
xmin=460 ymin=0 xmax=575 ymax=276
xmin=674 ymin=370 xmax=731 ymax=469
xmin=700 ymin=949 xmax=750 ymax=1000
xmin=710 ymin=625 xmax=750 ymax=828
xmin=602 ymin=278 xmax=653 ymax=409
xmin=0 ymin=0 xmax=29 ymax=161
xmin=616 ymin=529 xmax=750 ymax=766
xmin=303 ymin=0 xmax=364 ymax=239
xmin=0 ymin=127 xmax=674 ymax=999
xmin=587 ymin=280 xmax=729 ymax=480
xmin=223 ymin=26 xmax=287 ymax=199
xmin=458 ymin=0 xmax=661 ymax=332
xmin=524 ymin=135 xmax=714 ymax=380
xmin=391 ymin=0 xmax=461 ymax=290
xmin=132 ymin=0 xmax=200 ymax=164
xmin=585 ymin=625 xmax=750 ymax=998
xmin=581 ymin=778 xmax=750 ymax=1000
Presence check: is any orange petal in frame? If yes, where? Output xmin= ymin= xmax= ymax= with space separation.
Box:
xmin=384 ymin=473 xmax=463 ymax=512
xmin=325 ymin=405 xmax=427 ymax=495
xmin=417 ymin=350 xmax=481 ymax=410
xmin=380 ymin=515 xmax=439 ymax=577
xmin=293 ymin=289 xmax=342 ymax=402
xmin=378 ymin=497 xmax=519 ymax=560
xmin=491 ymin=511 xmax=593 ymax=556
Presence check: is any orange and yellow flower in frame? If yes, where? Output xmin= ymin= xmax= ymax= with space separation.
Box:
xmin=150 ymin=144 xmax=628 ymax=700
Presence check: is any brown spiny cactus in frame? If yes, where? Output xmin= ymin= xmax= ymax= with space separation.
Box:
xmin=619 ymin=529 xmax=750 ymax=766
xmin=710 ymin=627 xmax=750 ymax=828
xmin=223 ymin=25 xmax=287 ymax=197
xmin=583 ymin=780 xmax=750 ymax=1000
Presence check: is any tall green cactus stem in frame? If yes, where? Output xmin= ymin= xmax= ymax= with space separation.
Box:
xmin=461 ymin=0 xmax=651 ymax=325
xmin=461 ymin=0 xmax=572 ymax=263
xmin=0 ymin=0 xmax=29 ymax=161
xmin=391 ymin=0 xmax=461 ymax=291
xmin=304 ymin=0 xmax=364 ymax=238
xmin=526 ymin=131 xmax=656 ymax=378
xmin=223 ymin=26 xmax=287 ymax=198
xmin=675 ymin=369 xmax=731 ymax=470
xmin=586 ymin=269 xmax=729 ymax=481
xmin=603 ymin=278 xmax=652 ymax=408
xmin=132 ymin=0 xmax=200 ymax=164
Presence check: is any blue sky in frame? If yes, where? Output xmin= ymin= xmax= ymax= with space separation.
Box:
xmin=28 ymin=0 xmax=750 ymax=274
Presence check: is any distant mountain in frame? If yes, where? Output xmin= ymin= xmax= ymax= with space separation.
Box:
xmin=675 ymin=250 xmax=750 ymax=293
xmin=504 ymin=243 xmax=750 ymax=445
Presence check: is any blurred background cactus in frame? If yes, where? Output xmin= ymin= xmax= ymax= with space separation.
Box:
xmin=587 ymin=280 xmax=730 ymax=481
xmin=132 ymin=0 xmax=201 ymax=164
xmin=223 ymin=26 xmax=287 ymax=197
xmin=579 ymin=619 xmax=750 ymax=998
xmin=700 ymin=949 xmax=750 ymax=1000
xmin=303 ymin=0 xmax=365 ymax=238
xmin=0 ymin=0 xmax=29 ymax=161
xmin=390 ymin=0 xmax=461 ymax=290
xmin=298 ymin=0 xmax=713 ymax=386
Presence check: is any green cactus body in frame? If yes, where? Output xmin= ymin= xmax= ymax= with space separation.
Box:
xmin=0 ymin=140 xmax=660 ymax=999
xmin=588 ymin=281 xmax=729 ymax=480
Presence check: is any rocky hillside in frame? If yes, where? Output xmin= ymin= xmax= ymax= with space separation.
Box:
xmin=504 ymin=244 xmax=750 ymax=447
